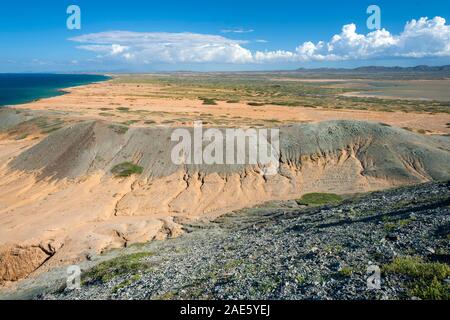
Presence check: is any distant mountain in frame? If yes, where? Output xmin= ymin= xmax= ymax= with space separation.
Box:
xmin=296 ymin=65 xmax=450 ymax=73
xmin=353 ymin=65 xmax=450 ymax=72
xmin=291 ymin=65 xmax=450 ymax=79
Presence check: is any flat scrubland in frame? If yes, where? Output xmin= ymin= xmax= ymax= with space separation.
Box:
xmin=9 ymin=73 xmax=450 ymax=137
xmin=113 ymin=73 xmax=450 ymax=113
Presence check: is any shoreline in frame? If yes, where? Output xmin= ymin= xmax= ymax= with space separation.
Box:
xmin=0 ymin=74 xmax=110 ymax=108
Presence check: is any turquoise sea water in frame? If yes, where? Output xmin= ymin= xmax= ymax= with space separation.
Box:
xmin=0 ymin=74 xmax=110 ymax=107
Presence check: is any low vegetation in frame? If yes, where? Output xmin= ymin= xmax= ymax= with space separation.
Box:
xmin=113 ymin=74 xmax=450 ymax=114
xmin=15 ymin=133 xmax=29 ymax=140
xmin=383 ymin=256 xmax=450 ymax=300
xmin=82 ymin=252 xmax=153 ymax=284
xmin=247 ymin=102 xmax=266 ymax=107
xmin=108 ymin=124 xmax=129 ymax=134
xmin=122 ymin=120 xmax=139 ymax=126
xmin=339 ymin=267 xmax=353 ymax=277
xmin=111 ymin=162 xmax=144 ymax=177
xmin=200 ymin=97 xmax=218 ymax=105
xmin=296 ymin=193 xmax=343 ymax=206
xmin=41 ymin=126 xmax=62 ymax=134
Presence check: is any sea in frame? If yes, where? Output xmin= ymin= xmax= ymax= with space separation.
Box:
xmin=0 ymin=74 xmax=110 ymax=107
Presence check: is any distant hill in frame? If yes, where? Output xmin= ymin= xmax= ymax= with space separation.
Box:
xmin=291 ymin=65 xmax=450 ymax=79
xmin=354 ymin=65 xmax=450 ymax=72
xmin=296 ymin=65 xmax=450 ymax=72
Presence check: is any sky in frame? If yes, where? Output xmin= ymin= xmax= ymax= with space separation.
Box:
xmin=1 ymin=0 xmax=450 ymax=72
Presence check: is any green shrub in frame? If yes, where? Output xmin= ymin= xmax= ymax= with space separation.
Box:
xmin=15 ymin=133 xmax=29 ymax=140
xmin=83 ymin=252 xmax=152 ymax=284
xmin=122 ymin=120 xmax=139 ymax=126
xmin=41 ymin=127 xmax=62 ymax=134
xmin=247 ymin=102 xmax=265 ymax=107
xmin=296 ymin=193 xmax=343 ymax=206
xmin=339 ymin=267 xmax=353 ymax=277
xmin=383 ymin=256 xmax=450 ymax=300
xmin=200 ymin=98 xmax=217 ymax=105
xmin=111 ymin=162 xmax=144 ymax=177
xmin=109 ymin=124 xmax=129 ymax=134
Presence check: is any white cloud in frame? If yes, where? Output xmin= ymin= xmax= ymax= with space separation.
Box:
xmin=70 ymin=31 xmax=253 ymax=64
xmin=221 ymin=28 xmax=254 ymax=34
xmin=71 ymin=17 xmax=450 ymax=65
xmin=255 ymin=16 xmax=450 ymax=62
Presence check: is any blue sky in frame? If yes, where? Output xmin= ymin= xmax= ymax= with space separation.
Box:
xmin=1 ymin=0 xmax=450 ymax=72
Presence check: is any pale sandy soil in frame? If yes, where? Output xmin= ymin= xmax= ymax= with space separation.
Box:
xmin=14 ymin=80 xmax=450 ymax=134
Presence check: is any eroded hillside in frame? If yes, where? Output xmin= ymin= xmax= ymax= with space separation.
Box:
xmin=0 ymin=109 xmax=449 ymax=284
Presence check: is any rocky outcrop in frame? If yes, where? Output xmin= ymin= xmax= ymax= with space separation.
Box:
xmin=0 ymin=245 xmax=52 ymax=284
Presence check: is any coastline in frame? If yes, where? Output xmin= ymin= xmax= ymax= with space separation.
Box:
xmin=6 ymin=76 xmax=450 ymax=135
xmin=0 ymin=74 xmax=110 ymax=108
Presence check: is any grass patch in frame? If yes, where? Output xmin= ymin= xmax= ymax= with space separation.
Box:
xmin=247 ymin=102 xmax=265 ymax=107
xmin=15 ymin=133 xmax=29 ymax=140
xmin=265 ymin=119 xmax=281 ymax=123
xmin=109 ymin=124 xmax=129 ymax=135
xmin=122 ymin=120 xmax=139 ymax=126
xmin=339 ymin=267 xmax=353 ymax=277
xmin=99 ymin=112 xmax=115 ymax=117
xmin=111 ymin=274 xmax=142 ymax=294
xmin=383 ymin=217 xmax=413 ymax=232
xmin=383 ymin=256 xmax=450 ymax=300
xmin=41 ymin=127 xmax=62 ymax=134
xmin=153 ymin=291 xmax=178 ymax=300
xmin=296 ymin=193 xmax=343 ymax=206
xmin=111 ymin=162 xmax=144 ymax=177
xmin=271 ymin=101 xmax=302 ymax=107
xmin=200 ymin=98 xmax=218 ymax=105
xmin=295 ymin=274 xmax=306 ymax=284
xmin=83 ymin=252 xmax=153 ymax=284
